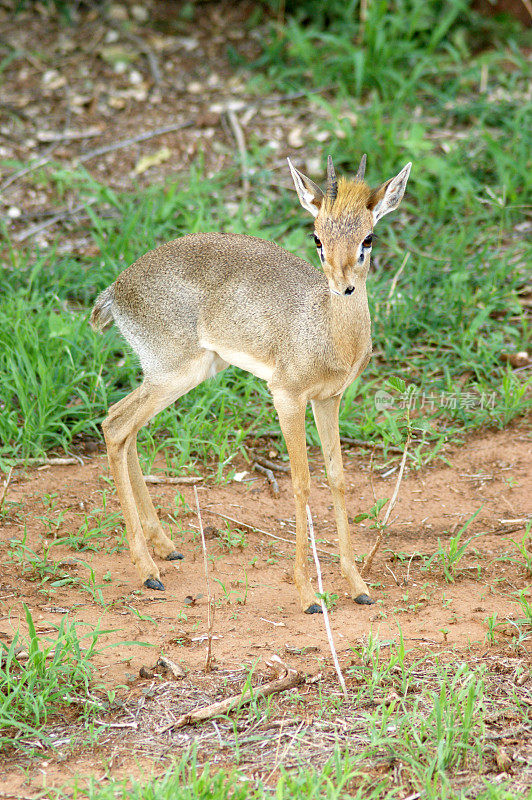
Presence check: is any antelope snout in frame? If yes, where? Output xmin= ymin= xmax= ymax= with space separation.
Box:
xmin=328 ymin=278 xmax=356 ymax=297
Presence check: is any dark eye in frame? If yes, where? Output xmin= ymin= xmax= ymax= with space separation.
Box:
xmin=362 ymin=234 xmax=373 ymax=248
xmin=313 ymin=234 xmax=322 ymax=248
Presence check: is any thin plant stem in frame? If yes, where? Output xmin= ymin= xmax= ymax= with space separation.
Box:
xmin=194 ymin=486 xmax=215 ymax=672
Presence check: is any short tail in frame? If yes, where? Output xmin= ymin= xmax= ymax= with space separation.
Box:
xmin=90 ymin=285 xmax=115 ymax=331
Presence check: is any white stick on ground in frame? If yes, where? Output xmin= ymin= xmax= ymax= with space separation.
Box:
xmin=306 ymin=505 xmax=348 ymax=701
xmin=194 ymin=486 xmax=215 ymax=672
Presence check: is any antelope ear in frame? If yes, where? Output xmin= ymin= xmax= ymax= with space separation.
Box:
xmin=287 ymin=157 xmax=324 ymax=218
xmin=368 ymin=162 xmax=412 ymax=225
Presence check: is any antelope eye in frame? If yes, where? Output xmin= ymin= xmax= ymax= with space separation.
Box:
xmin=362 ymin=234 xmax=373 ymax=248
xmin=313 ymin=234 xmax=322 ymax=248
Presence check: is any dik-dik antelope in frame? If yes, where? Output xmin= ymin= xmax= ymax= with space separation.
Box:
xmin=91 ymin=154 xmax=411 ymax=613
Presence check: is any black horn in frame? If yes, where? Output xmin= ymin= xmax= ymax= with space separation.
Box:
xmin=326 ymin=155 xmax=338 ymax=200
xmin=355 ymin=153 xmax=367 ymax=181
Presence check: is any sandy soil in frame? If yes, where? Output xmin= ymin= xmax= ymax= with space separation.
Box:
xmin=0 ymin=424 xmax=531 ymax=794
xmin=1 ymin=425 xmax=530 ymax=674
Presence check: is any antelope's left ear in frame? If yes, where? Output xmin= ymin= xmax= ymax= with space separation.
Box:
xmin=368 ymin=162 xmax=412 ymax=225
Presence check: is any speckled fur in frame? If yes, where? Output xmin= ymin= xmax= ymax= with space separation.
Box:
xmin=91 ymin=231 xmax=371 ymax=399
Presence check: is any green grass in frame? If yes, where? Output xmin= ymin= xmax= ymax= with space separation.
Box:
xmin=58 ymin=640 xmax=530 ymax=800
xmin=0 ymin=142 xmax=529 ymax=467
xmin=0 ymin=605 xmax=104 ymax=753
xmin=1 ymin=3 xmax=531 ymax=467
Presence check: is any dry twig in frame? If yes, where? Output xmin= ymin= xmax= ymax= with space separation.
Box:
xmin=195 ymin=486 xmax=215 ymax=672
xmin=227 ymin=110 xmax=250 ymax=197
xmin=77 ymin=121 xmax=194 ymax=164
xmin=253 ymin=463 xmax=280 ymax=498
xmin=252 ymin=454 xmax=290 ymax=474
xmin=385 ymin=252 xmax=410 ymax=316
xmin=144 ymin=474 xmax=203 ymax=485
xmin=306 ymin=506 xmax=348 ymax=701
xmin=205 ymin=509 xmax=335 ymax=557
xmin=159 ymin=655 xmax=303 ymax=731
xmin=362 ymin=436 xmax=410 ymax=577
xmin=340 ymin=436 xmax=403 ymax=454
xmin=14 ymin=199 xmax=97 ymax=242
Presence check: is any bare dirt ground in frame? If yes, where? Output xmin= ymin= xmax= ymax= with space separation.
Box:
xmin=0 ymin=425 xmax=531 ymax=794
xmin=1 ymin=0 xmax=316 ymax=253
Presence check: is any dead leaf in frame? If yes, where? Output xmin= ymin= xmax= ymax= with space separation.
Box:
xmin=134 ymin=146 xmax=171 ymax=174
xmin=184 ymin=594 xmax=203 ymax=606
xmin=100 ymin=45 xmax=138 ymax=67
xmin=233 ymin=470 xmax=248 ymax=482
xmin=288 ymin=127 xmax=304 ymax=148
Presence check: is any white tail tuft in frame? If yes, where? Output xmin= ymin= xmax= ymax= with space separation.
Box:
xmin=90 ymin=286 xmax=115 ymax=331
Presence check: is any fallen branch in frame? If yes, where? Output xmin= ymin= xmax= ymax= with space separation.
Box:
xmin=76 ymin=120 xmax=194 ymax=164
xmin=361 ymin=436 xmax=410 ymax=577
xmin=253 ymin=463 xmax=280 ymax=498
xmin=159 ymin=655 xmax=302 ymax=731
xmin=252 ymin=454 xmax=290 ymax=474
xmin=144 ymin=474 xmax=203 ymax=485
xmin=195 ymin=486 xmax=215 ymax=672
xmin=306 ymin=506 xmax=348 ymax=701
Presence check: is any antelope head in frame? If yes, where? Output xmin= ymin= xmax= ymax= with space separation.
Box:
xmin=288 ymin=154 xmax=411 ymax=297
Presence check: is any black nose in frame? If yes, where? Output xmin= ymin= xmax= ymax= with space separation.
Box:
xmin=344 ymin=286 xmax=354 ymax=295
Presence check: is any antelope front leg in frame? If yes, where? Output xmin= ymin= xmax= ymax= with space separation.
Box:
xmin=311 ymin=395 xmax=374 ymax=605
xmin=272 ymin=391 xmax=321 ymax=614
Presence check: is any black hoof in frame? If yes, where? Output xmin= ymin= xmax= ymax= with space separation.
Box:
xmin=166 ymin=550 xmax=184 ymax=561
xmin=305 ymin=603 xmax=323 ymax=615
xmin=144 ymin=578 xmax=165 ymax=591
xmin=354 ymin=593 xmax=375 ymax=605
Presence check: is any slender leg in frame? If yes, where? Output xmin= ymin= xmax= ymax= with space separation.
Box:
xmin=311 ymin=395 xmax=373 ymax=604
xmin=103 ymin=352 xmax=228 ymax=589
xmin=272 ymin=390 xmax=321 ymax=614
xmin=126 ymin=437 xmax=183 ymax=561
xmin=103 ymin=383 xmax=170 ymax=589
xmin=121 ymin=351 xmax=227 ymax=567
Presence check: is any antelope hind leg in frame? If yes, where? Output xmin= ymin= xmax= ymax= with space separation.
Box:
xmin=126 ymin=439 xmax=183 ymax=561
